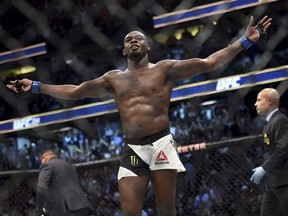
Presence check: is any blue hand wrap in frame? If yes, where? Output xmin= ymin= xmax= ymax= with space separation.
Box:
xmin=239 ymin=35 xmax=253 ymax=49
xmin=31 ymin=81 xmax=41 ymax=94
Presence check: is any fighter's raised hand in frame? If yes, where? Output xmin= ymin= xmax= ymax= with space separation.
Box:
xmin=245 ymin=15 xmax=272 ymax=43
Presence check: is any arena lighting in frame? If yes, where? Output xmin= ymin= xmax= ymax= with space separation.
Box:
xmin=0 ymin=66 xmax=36 ymax=79
xmin=0 ymin=65 xmax=287 ymax=134
xmin=17 ymin=66 xmax=36 ymax=75
xmin=153 ymin=0 xmax=278 ymax=28
xmin=200 ymin=100 xmax=218 ymax=106
xmin=173 ymin=26 xmax=202 ymax=40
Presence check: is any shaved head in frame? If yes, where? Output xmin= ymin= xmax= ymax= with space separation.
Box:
xmin=259 ymin=88 xmax=280 ymax=106
xmin=124 ymin=31 xmax=147 ymax=42
xmin=255 ymin=88 xmax=280 ymax=116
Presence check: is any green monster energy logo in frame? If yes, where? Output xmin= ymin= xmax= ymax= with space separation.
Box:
xmin=130 ymin=155 xmax=139 ymax=166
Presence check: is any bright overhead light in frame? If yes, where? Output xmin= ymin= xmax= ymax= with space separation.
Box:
xmin=16 ymin=66 xmax=36 ymax=75
xmin=0 ymin=65 xmax=36 ymax=79
xmin=201 ymin=100 xmax=217 ymax=106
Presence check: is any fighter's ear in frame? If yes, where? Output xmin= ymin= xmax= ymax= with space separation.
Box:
xmin=123 ymin=48 xmax=127 ymax=56
xmin=147 ymin=44 xmax=151 ymax=51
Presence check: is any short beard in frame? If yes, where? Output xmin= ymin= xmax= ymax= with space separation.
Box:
xmin=128 ymin=51 xmax=146 ymax=62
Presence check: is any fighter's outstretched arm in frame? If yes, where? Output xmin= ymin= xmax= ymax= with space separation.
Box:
xmin=167 ymin=15 xmax=272 ymax=81
xmin=6 ymin=75 xmax=111 ymax=99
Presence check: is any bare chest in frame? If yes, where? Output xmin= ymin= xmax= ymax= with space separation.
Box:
xmin=111 ymin=70 xmax=170 ymax=99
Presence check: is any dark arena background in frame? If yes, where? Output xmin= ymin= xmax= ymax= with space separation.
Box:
xmin=0 ymin=0 xmax=288 ymax=215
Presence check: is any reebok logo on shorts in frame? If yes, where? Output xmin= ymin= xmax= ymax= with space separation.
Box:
xmin=155 ymin=151 xmax=169 ymax=165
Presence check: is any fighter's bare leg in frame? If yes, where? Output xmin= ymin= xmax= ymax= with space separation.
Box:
xmin=119 ymin=176 xmax=150 ymax=216
xmin=151 ymin=169 xmax=177 ymax=216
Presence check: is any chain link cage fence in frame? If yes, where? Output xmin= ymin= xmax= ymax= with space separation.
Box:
xmin=1 ymin=135 xmax=265 ymax=216
xmin=0 ymin=0 xmax=288 ymax=216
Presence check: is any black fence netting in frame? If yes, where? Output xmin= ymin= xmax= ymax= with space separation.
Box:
xmin=0 ymin=135 xmax=265 ymax=216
